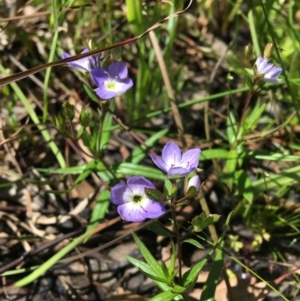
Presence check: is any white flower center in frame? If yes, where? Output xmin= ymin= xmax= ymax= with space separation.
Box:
xmin=105 ymin=79 xmax=117 ymax=91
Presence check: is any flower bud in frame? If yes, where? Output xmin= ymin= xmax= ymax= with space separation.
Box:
xmin=52 ymin=114 xmax=65 ymax=132
xmin=244 ymin=43 xmax=252 ymax=60
xmin=79 ymin=108 xmax=93 ymax=127
xmin=185 ymin=175 xmax=200 ymax=198
xmin=61 ymin=102 xmax=75 ymax=121
xmin=88 ymin=39 xmax=94 ymax=51
xmin=263 ymin=42 xmax=274 ymax=59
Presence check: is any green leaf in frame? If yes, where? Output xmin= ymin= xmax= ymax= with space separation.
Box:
xmin=171 ymin=285 xmax=186 ymax=294
xmin=126 ymin=256 xmax=170 ymax=285
xmin=45 ymin=160 xmax=99 ymax=194
xmin=73 ymin=160 xmax=98 ymax=186
xmin=83 ymin=84 xmax=99 ymax=103
xmin=99 ymin=101 xmax=115 ymax=151
xmin=38 ymin=162 xmax=165 ymax=180
xmin=142 ymin=271 xmax=171 ymax=284
xmin=86 ymin=189 xmax=110 ymax=234
xmin=234 ymin=170 xmax=254 ymax=203
xmin=164 ymin=179 xmax=173 ymax=197
xmin=161 ymin=261 xmax=170 ymax=280
xmin=126 ymin=0 xmax=144 ymax=35
xmin=244 ymin=102 xmax=266 ymax=133
xmin=145 ymin=188 xmax=164 ymax=202
xmin=129 ymin=128 xmax=169 ymax=164
xmin=226 ymin=111 xmax=238 ymax=146
xmin=182 ymin=238 xmax=204 ymax=249
xmin=37 ymin=162 xmax=105 ymax=175
xmin=201 ymin=149 xmax=300 ymax=162
xmin=132 ymin=232 xmax=165 ymax=278
xmin=126 ymin=256 xmax=157 ymax=278
xmin=148 ymin=290 xmax=179 ymax=301
xmin=148 ymin=222 xmax=174 ymax=237
xmin=200 ymin=248 xmax=224 ymax=301
xmin=224 ymin=149 xmax=238 ymax=190
xmin=200 ymin=149 xmax=229 ymax=160
xmin=113 ymin=163 xmax=165 ymax=180
xmin=243 ymin=150 xmax=300 ymax=161
xmin=191 ymin=212 xmax=220 ymax=232
xmin=168 ymin=240 xmax=176 ymax=279
xmin=182 ymin=257 xmax=207 ymax=287
xmin=252 ymin=164 xmax=300 ymax=192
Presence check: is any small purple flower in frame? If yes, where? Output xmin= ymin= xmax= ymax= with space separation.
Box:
xmin=151 ymin=142 xmax=201 ymax=177
xmin=90 ymin=61 xmax=133 ymax=99
xmin=254 ymin=56 xmax=282 ymax=84
xmin=61 ymin=48 xmax=97 ymax=72
xmin=110 ymin=176 xmax=166 ymax=222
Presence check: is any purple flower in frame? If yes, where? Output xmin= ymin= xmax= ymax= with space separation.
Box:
xmin=110 ymin=176 xmax=166 ymax=222
xmin=61 ymin=48 xmax=97 ymax=72
xmin=151 ymin=142 xmax=201 ymax=177
xmin=90 ymin=61 xmax=133 ymax=99
xmin=254 ymin=56 xmax=282 ymax=84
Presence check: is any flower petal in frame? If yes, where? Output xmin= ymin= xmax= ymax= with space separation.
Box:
xmin=95 ymin=88 xmax=118 ymax=99
xmin=150 ymin=154 xmax=170 ymax=173
xmin=139 ymin=198 xmax=166 ymax=219
xmin=117 ymin=202 xmax=146 ymax=222
xmin=110 ymin=183 xmax=130 ymax=205
xmin=168 ymin=166 xmax=189 ymax=176
xmin=90 ymin=68 xmax=110 ymax=87
xmin=111 ymin=78 xmax=133 ymax=95
xmin=181 ymin=148 xmax=200 ymax=172
xmin=61 ymin=53 xmax=88 ymax=71
xmin=265 ymin=67 xmax=282 ymax=79
xmin=255 ymin=57 xmax=269 ymax=73
xmin=255 ymin=56 xmax=264 ymax=68
xmin=61 ymin=49 xmax=94 ymax=72
xmin=260 ymin=77 xmax=280 ymax=84
xmin=162 ymin=142 xmax=182 ymax=168
xmin=127 ymin=176 xmax=155 ymax=192
xmin=61 ymin=53 xmax=71 ymax=60
xmin=108 ymin=61 xmax=128 ymax=79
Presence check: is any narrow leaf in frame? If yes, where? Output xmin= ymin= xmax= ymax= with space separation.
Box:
xmin=234 ymin=170 xmax=254 ymax=203
xmin=129 ymin=128 xmax=169 ymax=164
xmin=86 ymin=189 xmax=110 ymax=234
xmin=182 ymin=257 xmax=207 ymax=287
xmin=148 ymin=290 xmax=178 ymax=301
xmin=148 ymin=222 xmax=174 ymax=237
xmin=200 ymin=248 xmax=224 ymax=301
xmin=132 ymin=232 xmax=165 ymax=278
xmin=182 ymin=238 xmax=204 ymax=249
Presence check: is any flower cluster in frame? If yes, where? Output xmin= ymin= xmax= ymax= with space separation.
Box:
xmin=62 ymin=48 xmax=133 ymax=99
xmin=110 ymin=142 xmax=201 ymax=222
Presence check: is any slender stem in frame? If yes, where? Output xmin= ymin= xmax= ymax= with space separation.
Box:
xmin=170 ymin=200 xmax=182 ymax=285
xmin=236 ymin=80 xmax=259 ymax=139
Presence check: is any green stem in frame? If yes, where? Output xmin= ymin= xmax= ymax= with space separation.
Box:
xmin=170 ymin=196 xmax=182 ymax=285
